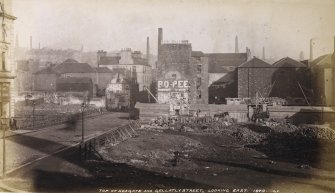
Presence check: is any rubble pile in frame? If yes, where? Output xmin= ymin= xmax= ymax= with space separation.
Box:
xmin=139 ymin=114 xmax=335 ymax=144
xmin=269 ymin=122 xmax=299 ymax=133
xmin=291 ymin=126 xmax=335 ymax=141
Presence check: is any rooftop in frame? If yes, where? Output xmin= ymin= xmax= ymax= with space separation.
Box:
xmin=273 ymin=57 xmax=307 ymax=68
xmin=54 ymin=59 xmax=95 ymax=73
xmin=206 ymin=53 xmax=248 ymax=73
xmin=56 ymin=77 xmax=92 ymax=84
xmin=238 ymin=57 xmax=272 ymax=68
xmin=33 ymin=67 xmax=60 ymax=75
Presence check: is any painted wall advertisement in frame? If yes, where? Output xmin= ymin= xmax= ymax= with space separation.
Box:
xmin=157 ymin=80 xmax=190 ymax=115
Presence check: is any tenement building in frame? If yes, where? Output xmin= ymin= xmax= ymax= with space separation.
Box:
xmin=0 ymin=0 xmax=16 ymax=118
xmin=97 ymin=48 xmax=152 ymax=91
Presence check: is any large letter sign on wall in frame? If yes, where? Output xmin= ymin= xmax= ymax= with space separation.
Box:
xmin=157 ymin=80 xmax=189 ymax=91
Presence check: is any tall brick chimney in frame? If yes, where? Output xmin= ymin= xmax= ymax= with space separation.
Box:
xmin=30 ymin=36 xmax=32 ymax=50
xmin=262 ymin=46 xmax=265 ymax=61
xmin=310 ymin=38 xmax=314 ymax=61
xmin=146 ymin=36 xmax=150 ymax=62
xmin=235 ymin=35 xmax=239 ymax=53
xmin=158 ymin=28 xmax=163 ymax=56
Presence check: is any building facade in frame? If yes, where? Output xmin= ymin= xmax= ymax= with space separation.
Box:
xmin=98 ymin=49 xmax=152 ymax=91
xmin=0 ymin=0 xmax=16 ymax=118
xmin=237 ymin=57 xmax=274 ymax=98
xmin=156 ymin=28 xmax=208 ymax=114
xmin=237 ymin=57 xmax=311 ymax=105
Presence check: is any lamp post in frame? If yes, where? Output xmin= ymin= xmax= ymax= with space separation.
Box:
xmin=32 ymin=101 xmax=36 ymax=129
xmin=81 ymin=103 xmax=86 ymax=143
xmin=2 ymin=119 xmax=5 ymax=178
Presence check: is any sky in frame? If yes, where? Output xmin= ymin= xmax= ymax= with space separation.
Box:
xmin=12 ymin=0 xmax=335 ymax=61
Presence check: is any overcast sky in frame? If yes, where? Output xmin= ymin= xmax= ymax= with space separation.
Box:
xmin=12 ymin=0 xmax=335 ymax=60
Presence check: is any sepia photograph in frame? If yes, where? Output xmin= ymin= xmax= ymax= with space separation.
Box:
xmin=0 ymin=0 xmax=335 ymax=192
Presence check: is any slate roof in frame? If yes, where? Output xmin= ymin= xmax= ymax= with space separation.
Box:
xmin=56 ymin=77 xmax=92 ymax=84
xmin=238 ymin=57 xmax=272 ymax=68
xmin=133 ymin=58 xmax=150 ymax=66
xmin=100 ymin=55 xmax=150 ymax=66
xmin=310 ymin=54 xmax=333 ymax=68
xmin=273 ymin=57 xmax=307 ymax=68
xmin=63 ymin=58 xmax=79 ymax=63
xmin=33 ymin=67 xmax=60 ymax=75
xmin=94 ymin=67 xmax=112 ymax=73
xmin=191 ymin=51 xmax=205 ymax=58
xmin=212 ymin=71 xmax=235 ymax=85
xmin=54 ymin=59 xmax=95 ymax=73
xmin=206 ymin=53 xmax=248 ymax=73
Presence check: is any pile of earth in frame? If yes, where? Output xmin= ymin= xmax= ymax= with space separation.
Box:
xmin=200 ymin=121 xmax=335 ymax=144
xmin=99 ymin=131 xmax=202 ymax=169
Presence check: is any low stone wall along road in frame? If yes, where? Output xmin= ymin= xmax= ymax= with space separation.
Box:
xmin=0 ymin=112 xmax=130 ymax=175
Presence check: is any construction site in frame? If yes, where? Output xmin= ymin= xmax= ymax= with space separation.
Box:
xmin=0 ymin=1 xmax=335 ymax=191
xmin=3 ymin=30 xmax=335 ymax=192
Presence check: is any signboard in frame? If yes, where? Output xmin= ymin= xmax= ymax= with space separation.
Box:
xmin=157 ymin=80 xmax=189 ymax=92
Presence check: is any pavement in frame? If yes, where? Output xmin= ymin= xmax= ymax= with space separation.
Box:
xmin=0 ymin=112 xmax=130 ymax=177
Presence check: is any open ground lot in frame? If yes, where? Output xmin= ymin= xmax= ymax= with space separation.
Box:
xmin=2 ymin=120 xmax=335 ymax=193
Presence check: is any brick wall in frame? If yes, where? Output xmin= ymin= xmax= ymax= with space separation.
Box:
xmin=157 ymin=43 xmax=208 ymax=105
xmin=238 ymin=67 xmax=311 ymax=99
xmin=238 ymin=67 xmax=275 ymax=98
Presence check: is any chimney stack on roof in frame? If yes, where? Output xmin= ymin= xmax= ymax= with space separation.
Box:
xmin=235 ymin=35 xmax=239 ymax=53
xmin=146 ymin=36 xmax=150 ymax=62
xmin=310 ymin=38 xmax=314 ymax=61
xmin=30 ymin=36 xmax=32 ymax=50
xmin=158 ymin=28 xmax=163 ymax=56
xmin=262 ymin=46 xmax=265 ymax=61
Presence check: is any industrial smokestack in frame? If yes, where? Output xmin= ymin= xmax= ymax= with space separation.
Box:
xmin=158 ymin=28 xmax=163 ymax=56
xmin=146 ymin=36 xmax=150 ymax=62
xmin=30 ymin=36 xmax=32 ymax=50
xmin=310 ymin=38 xmax=314 ymax=61
xmin=262 ymin=46 xmax=265 ymax=61
xmin=235 ymin=35 xmax=239 ymax=53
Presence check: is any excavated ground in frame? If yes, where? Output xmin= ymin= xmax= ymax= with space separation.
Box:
xmin=97 ymin=122 xmax=335 ymax=192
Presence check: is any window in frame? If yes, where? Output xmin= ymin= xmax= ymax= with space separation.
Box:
xmin=197 ymin=90 xmax=202 ymax=99
xmin=172 ymin=74 xmax=176 ymax=79
xmin=132 ymin=66 xmax=136 ymax=72
xmin=1 ymin=52 xmax=6 ymax=71
xmin=196 ymin=77 xmax=202 ymax=89
xmin=197 ymin=65 xmax=202 ymax=73
xmin=0 ymin=83 xmax=10 ymax=118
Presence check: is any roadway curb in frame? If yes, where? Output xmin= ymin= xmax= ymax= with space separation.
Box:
xmin=0 ymin=120 xmax=138 ymax=191
xmin=0 ymin=180 xmax=29 ymax=193
xmin=2 ymin=112 xmax=112 ymax=139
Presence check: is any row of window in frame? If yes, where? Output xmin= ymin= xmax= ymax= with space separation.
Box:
xmin=0 ymin=83 xmax=10 ymax=118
